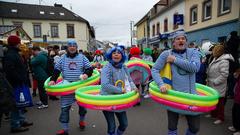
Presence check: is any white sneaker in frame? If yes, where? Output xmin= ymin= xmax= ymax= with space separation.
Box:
xmin=213 ymin=120 xmax=223 ymax=124
xmin=35 ymin=101 xmax=42 ymax=106
xmin=228 ymin=126 xmax=237 ymax=132
xmin=205 ymin=114 xmax=211 ymax=118
xmin=233 ymin=132 xmax=240 ymax=135
xmin=144 ymin=94 xmax=150 ymax=98
xmin=37 ymin=104 xmax=48 ymax=109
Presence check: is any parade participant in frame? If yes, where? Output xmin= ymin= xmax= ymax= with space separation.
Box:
xmin=207 ymin=44 xmax=234 ymax=124
xmin=151 ymin=31 xmax=201 ymax=135
xmin=142 ymin=48 xmax=153 ymax=98
xmin=228 ymin=68 xmax=240 ymax=135
xmin=3 ymin=35 xmax=33 ymax=133
xmin=93 ymin=50 xmax=104 ymax=62
xmin=48 ymin=40 xmax=93 ymax=135
xmin=100 ymin=46 xmax=137 ymax=135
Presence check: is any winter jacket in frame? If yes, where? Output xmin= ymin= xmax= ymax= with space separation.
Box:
xmin=31 ymin=51 xmax=49 ymax=81
xmin=207 ymin=54 xmax=234 ymax=97
xmin=3 ymin=46 xmax=28 ymax=88
xmin=234 ymin=76 xmax=240 ymax=104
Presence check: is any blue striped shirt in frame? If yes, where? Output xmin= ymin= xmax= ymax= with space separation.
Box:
xmin=151 ymin=48 xmax=200 ymax=94
xmin=55 ymin=53 xmax=91 ymax=107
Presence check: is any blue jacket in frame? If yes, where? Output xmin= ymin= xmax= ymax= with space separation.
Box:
xmin=151 ymin=48 xmax=200 ymax=94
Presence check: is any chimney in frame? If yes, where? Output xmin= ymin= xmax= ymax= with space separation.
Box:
xmin=54 ymin=3 xmax=63 ymax=7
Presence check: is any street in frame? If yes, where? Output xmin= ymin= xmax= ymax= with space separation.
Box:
xmin=0 ymin=96 xmax=233 ymax=135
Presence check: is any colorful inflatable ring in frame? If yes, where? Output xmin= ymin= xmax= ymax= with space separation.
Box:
xmin=75 ymin=85 xmax=140 ymax=111
xmin=126 ymin=59 xmax=151 ymax=84
xmin=149 ymin=82 xmax=219 ymax=115
xmin=44 ymin=70 xmax=100 ymax=96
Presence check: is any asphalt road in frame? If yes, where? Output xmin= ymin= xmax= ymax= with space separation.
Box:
xmin=0 ymin=97 xmax=233 ymax=135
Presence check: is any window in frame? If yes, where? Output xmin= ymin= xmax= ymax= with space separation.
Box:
xmin=190 ymin=6 xmax=198 ymax=25
xmin=173 ymin=13 xmax=179 ymax=29
xmin=164 ymin=18 xmax=168 ymax=32
xmin=67 ymin=24 xmax=75 ymax=38
xmin=218 ymin=0 xmax=231 ymax=16
xmin=11 ymin=9 xmax=17 ymax=13
xmin=152 ymin=25 xmax=155 ymax=37
xmin=40 ymin=11 xmax=45 ymax=14
xmin=202 ymin=0 xmax=212 ymax=21
xmin=33 ymin=24 xmax=41 ymax=37
xmin=156 ymin=23 xmax=160 ymax=35
xmin=50 ymin=24 xmax=59 ymax=38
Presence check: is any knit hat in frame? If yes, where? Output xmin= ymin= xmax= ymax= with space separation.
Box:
xmin=143 ymin=48 xmax=152 ymax=55
xmin=7 ymin=35 xmax=21 ymax=46
xmin=95 ymin=50 xmax=101 ymax=55
xmin=212 ymin=44 xmax=225 ymax=58
xmin=172 ymin=31 xmax=187 ymax=40
xmin=67 ymin=40 xmax=78 ymax=48
xmin=105 ymin=46 xmax=126 ymax=68
xmin=130 ymin=47 xmax=141 ymax=56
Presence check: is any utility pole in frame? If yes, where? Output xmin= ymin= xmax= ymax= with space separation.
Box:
xmin=130 ymin=21 xmax=134 ymax=46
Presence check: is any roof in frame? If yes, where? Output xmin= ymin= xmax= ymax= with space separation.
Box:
xmin=0 ymin=1 xmax=88 ymax=22
xmin=0 ymin=25 xmax=32 ymax=40
xmin=134 ymin=13 xmax=149 ymax=27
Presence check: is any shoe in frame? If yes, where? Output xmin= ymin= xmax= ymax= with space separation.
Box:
xmin=37 ymin=104 xmax=48 ymax=109
xmin=213 ymin=120 xmax=223 ymax=124
xmin=144 ymin=94 xmax=150 ymax=98
xmin=56 ymin=129 xmax=69 ymax=135
xmin=35 ymin=101 xmax=42 ymax=106
xmin=11 ymin=127 xmax=29 ymax=133
xmin=79 ymin=121 xmax=86 ymax=130
xmin=205 ymin=114 xmax=211 ymax=118
xmin=32 ymin=92 xmax=37 ymax=97
xmin=228 ymin=126 xmax=237 ymax=132
xmin=233 ymin=132 xmax=240 ymax=135
xmin=4 ymin=116 xmax=10 ymax=121
xmin=21 ymin=121 xmax=33 ymax=127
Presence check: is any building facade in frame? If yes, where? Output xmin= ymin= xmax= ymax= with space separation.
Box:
xmin=149 ymin=0 xmax=185 ymax=49
xmin=0 ymin=1 xmax=95 ymax=51
xmin=185 ymin=0 xmax=239 ymax=46
xmin=135 ymin=14 xmax=149 ymax=49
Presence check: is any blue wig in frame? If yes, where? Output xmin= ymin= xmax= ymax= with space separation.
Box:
xmin=105 ymin=46 xmax=126 ymax=68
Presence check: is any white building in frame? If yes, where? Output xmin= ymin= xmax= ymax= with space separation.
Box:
xmin=0 ymin=1 xmax=95 ymax=51
xmin=149 ymin=0 xmax=185 ymax=49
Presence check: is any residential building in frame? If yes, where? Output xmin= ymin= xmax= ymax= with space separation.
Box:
xmin=185 ymin=0 xmax=239 ymax=45
xmin=149 ymin=0 xmax=185 ymax=49
xmin=0 ymin=1 xmax=95 ymax=51
xmin=135 ymin=13 xmax=150 ymax=49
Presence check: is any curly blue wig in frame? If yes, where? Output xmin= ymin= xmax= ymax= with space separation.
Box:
xmin=105 ymin=46 xmax=126 ymax=68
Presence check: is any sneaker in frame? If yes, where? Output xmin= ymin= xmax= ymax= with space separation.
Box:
xmin=56 ymin=129 xmax=69 ymax=135
xmin=144 ymin=94 xmax=150 ymax=98
xmin=205 ymin=114 xmax=211 ymax=118
xmin=35 ymin=101 xmax=42 ymax=106
xmin=11 ymin=127 xmax=29 ymax=133
xmin=213 ymin=120 xmax=223 ymax=124
xmin=228 ymin=126 xmax=237 ymax=132
xmin=37 ymin=104 xmax=48 ymax=109
xmin=79 ymin=121 xmax=86 ymax=130
xmin=21 ymin=121 xmax=33 ymax=127
xmin=233 ymin=132 xmax=240 ymax=135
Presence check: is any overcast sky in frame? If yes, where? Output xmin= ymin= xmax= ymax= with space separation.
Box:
xmin=3 ymin=0 xmax=159 ymax=46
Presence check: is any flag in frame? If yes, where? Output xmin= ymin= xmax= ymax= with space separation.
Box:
xmin=160 ymin=63 xmax=172 ymax=89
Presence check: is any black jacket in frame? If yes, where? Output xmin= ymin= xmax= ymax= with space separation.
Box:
xmin=3 ymin=46 xmax=28 ymax=88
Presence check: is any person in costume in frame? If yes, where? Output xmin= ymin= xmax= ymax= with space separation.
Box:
xmin=48 ymin=40 xmax=93 ymax=135
xmin=100 ymin=46 xmax=137 ymax=135
xmin=151 ymin=31 xmax=201 ymax=135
